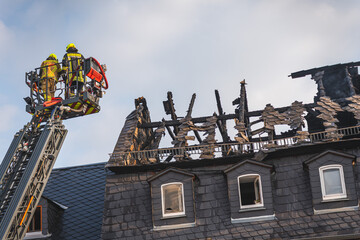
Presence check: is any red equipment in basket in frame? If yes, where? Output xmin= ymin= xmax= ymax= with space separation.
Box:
xmin=43 ymin=97 xmax=63 ymax=107
xmin=84 ymin=57 xmax=108 ymax=90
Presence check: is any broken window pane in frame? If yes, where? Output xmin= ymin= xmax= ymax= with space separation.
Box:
xmin=238 ymin=175 xmax=263 ymax=208
xmin=162 ymin=183 xmax=184 ymax=216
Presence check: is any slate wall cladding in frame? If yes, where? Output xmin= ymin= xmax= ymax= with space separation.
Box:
xmin=47 ymin=200 xmax=64 ymax=240
xmin=102 ymin=146 xmax=360 ymax=239
xmin=225 ymin=161 xmax=274 ymax=219
xmin=305 ymin=151 xmax=358 ymax=211
xmin=267 ymin=154 xmax=314 ymax=215
xmin=38 ymin=198 xmax=48 ymax=236
xmin=102 ymin=172 xmax=153 ymax=240
xmin=149 ymin=171 xmax=195 ymax=227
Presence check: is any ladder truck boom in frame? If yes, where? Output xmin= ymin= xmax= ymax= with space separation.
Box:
xmin=0 ymin=56 xmax=108 ymax=240
xmin=0 ymin=108 xmax=67 ymax=239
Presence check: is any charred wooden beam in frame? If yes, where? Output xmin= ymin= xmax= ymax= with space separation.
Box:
xmin=239 ymin=80 xmax=251 ymax=141
xmin=141 ymin=103 xmax=317 ymax=128
xmin=163 ymin=91 xmax=179 ymax=135
xmin=164 ymin=154 xmax=173 ymax=162
xmin=249 ymin=119 xmax=263 ymax=126
xmin=238 ymin=80 xmax=246 ymax=122
xmin=215 ymin=90 xmax=224 ymax=115
xmin=194 ymin=130 xmax=202 ymax=143
xmin=185 ymin=93 xmax=202 ymax=143
xmin=215 ymin=90 xmax=230 ymax=142
xmin=165 ymin=125 xmax=175 ymax=140
xmin=186 ymin=94 xmax=196 ymax=118
xmin=289 ymin=61 xmax=360 ymax=79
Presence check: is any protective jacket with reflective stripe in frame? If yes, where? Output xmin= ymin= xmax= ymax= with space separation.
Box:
xmin=62 ymin=50 xmax=85 ymax=83
xmin=40 ymin=59 xmax=60 ymax=80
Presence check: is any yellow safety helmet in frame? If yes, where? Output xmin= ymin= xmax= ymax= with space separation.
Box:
xmin=66 ymin=43 xmax=76 ymax=51
xmin=49 ymin=53 xmax=57 ymax=59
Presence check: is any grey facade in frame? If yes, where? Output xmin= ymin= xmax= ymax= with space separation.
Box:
xmin=102 ymin=140 xmax=360 ymax=239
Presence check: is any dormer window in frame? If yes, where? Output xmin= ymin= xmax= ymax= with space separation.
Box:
xmin=304 ymin=150 xmax=358 ymax=214
xmin=27 ymin=206 xmax=42 ymax=232
xmin=225 ymin=160 xmax=275 ymax=223
xmin=161 ymin=182 xmax=185 ymax=217
xmin=238 ymin=174 xmax=263 ymax=209
xmin=148 ymin=168 xmax=196 ymax=230
xmin=319 ymin=165 xmax=347 ymax=200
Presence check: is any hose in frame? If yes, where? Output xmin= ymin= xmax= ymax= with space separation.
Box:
xmin=92 ymin=57 xmax=109 ymax=89
xmin=69 ymin=107 xmax=84 ymax=113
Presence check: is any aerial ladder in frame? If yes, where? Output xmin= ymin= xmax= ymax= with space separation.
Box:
xmin=0 ymin=57 xmax=109 ymax=239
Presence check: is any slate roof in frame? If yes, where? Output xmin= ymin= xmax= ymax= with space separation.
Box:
xmin=43 ymin=162 xmax=107 ymax=240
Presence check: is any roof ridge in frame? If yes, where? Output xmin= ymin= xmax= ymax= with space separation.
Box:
xmin=53 ymin=162 xmax=107 ymax=171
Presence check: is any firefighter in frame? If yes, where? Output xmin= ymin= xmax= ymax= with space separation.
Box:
xmin=62 ymin=43 xmax=85 ymax=97
xmin=39 ymin=53 xmax=61 ymax=101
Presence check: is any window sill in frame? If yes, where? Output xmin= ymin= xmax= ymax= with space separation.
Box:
xmin=231 ymin=214 xmax=276 ymax=224
xmin=314 ymin=205 xmax=358 ymax=215
xmin=321 ymin=197 xmax=349 ymax=203
xmin=152 ymin=222 xmax=196 ymax=231
xmin=239 ymin=207 xmax=266 ymax=213
xmin=24 ymin=232 xmax=52 ymax=239
xmin=161 ymin=213 xmax=186 ymax=219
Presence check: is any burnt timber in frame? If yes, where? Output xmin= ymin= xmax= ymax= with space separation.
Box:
xmin=108 ymin=61 xmax=360 ymax=166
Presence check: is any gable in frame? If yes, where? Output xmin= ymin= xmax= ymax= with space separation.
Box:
xmin=305 ymin=150 xmax=355 ymax=169
xmin=147 ymin=167 xmax=195 ymax=183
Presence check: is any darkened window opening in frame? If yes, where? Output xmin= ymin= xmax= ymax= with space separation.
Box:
xmin=161 ymin=183 xmax=185 ymax=217
xmin=27 ymin=206 xmax=42 ymax=232
xmin=238 ymin=175 xmax=263 ymax=208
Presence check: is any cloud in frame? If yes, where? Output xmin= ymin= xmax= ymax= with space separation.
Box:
xmin=2 ymin=0 xmax=360 ymax=167
xmin=0 ymin=21 xmax=13 ymax=59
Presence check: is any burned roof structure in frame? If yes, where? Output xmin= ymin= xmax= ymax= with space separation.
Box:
xmin=102 ymin=61 xmax=360 ymax=239
xmin=108 ymin=61 xmax=360 ymax=167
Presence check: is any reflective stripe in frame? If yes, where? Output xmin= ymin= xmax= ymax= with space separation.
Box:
xmin=68 ymin=102 xmax=81 ymax=109
xmin=40 ymin=60 xmax=60 ymax=79
xmin=85 ymin=107 xmax=94 ymax=115
xmin=67 ymin=101 xmax=99 ymax=115
xmin=73 ymin=102 xmax=82 ymax=109
xmin=64 ymin=53 xmax=84 ymax=83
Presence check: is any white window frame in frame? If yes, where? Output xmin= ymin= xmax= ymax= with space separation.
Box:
xmin=319 ymin=164 xmax=347 ymax=200
xmin=161 ymin=182 xmax=185 ymax=217
xmin=238 ymin=174 xmax=264 ymax=209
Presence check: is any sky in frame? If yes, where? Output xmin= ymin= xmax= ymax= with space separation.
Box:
xmin=0 ymin=0 xmax=360 ymax=167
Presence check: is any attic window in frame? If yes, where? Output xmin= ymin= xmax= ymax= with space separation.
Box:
xmin=319 ymin=165 xmax=347 ymax=200
xmin=161 ymin=182 xmax=185 ymax=217
xmin=238 ymin=174 xmax=264 ymax=209
xmin=28 ymin=206 xmax=42 ymax=232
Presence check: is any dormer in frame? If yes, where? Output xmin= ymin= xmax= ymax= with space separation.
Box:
xmin=304 ymin=150 xmax=358 ymax=214
xmin=224 ymin=160 xmax=275 ymax=223
xmin=148 ymin=168 xmax=196 ymax=231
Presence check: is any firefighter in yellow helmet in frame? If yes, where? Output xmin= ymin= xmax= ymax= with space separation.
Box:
xmin=62 ymin=43 xmax=85 ymax=97
xmin=39 ymin=53 xmax=61 ymax=101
